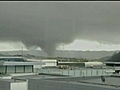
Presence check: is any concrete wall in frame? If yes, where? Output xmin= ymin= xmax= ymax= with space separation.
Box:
xmin=0 ymin=80 xmax=27 ymax=90
xmin=28 ymin=59 xmax=57 ymax=68
xmin=10 ymin=73 xmax=36 ymax=77
xmin=0 ymin=76 xmax=11 ymax=79
xmin=0 ymin=65 xmax=33 ymax=74
xmin=58 ymin=62 xmax=85 ymax=67
xmin=28 ymin=79 xmax=118 ymax=90
xmin=25 ymin=65 xmax=33 ymax=73
xmin=11 ymin=82 xmax=27 ymax=90
xmin=85 ymin=62 xmax=103 ymax=67
xmin=0 ymin=66 xmax=5 ymax=73
xmin=7 ymin=66 xmax=16 ymax=73
xmin=16 ymin=66 xmax=24 ymax=73
xmin=0 ymin=80 xmax=10 ymax=90
xmin=41 ymin=60 xmax=57 ymax=67
xmin=34 ymin=65 xmax=42 ymax=69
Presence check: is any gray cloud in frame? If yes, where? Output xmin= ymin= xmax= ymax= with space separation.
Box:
xmin=0 ymin=2 xmax=120 ymax=56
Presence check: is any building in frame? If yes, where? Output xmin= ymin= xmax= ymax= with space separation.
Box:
xmin=0 ymin=57 xmax=118 ymax=90
xmin=105 ymin=62 xmax=120 ymax=67
xmin=0 ymin=79 xmax=27 ymax=90
xmin=0 ymin=57 xmax=27 ymax=62
xmin=104 ymin=62 xmax=120 ymax=73
xmin=0 ymin=68 xmax=118 ymax=90
xmin=57 ymin=61 xmax=103 ymax=68
xmin=84 ymin=62 xmax=103 ymax=68
xmin=0 ymin=57 xmax=45 ymax=74
xmin=27 ymin=59 xmax=57 ymax=68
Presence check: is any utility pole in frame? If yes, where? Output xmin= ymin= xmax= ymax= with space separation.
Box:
xmin=21 ymin=45 xmax=23 ymax=57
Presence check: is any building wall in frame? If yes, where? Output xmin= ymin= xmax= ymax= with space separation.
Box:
xmin=42 ymin=62 xmax=56 ymax=67
xmin=34 ymin=65 xmax=42 ymax=69
xmin=27 ymin=59 xmax=57 ymax=68
xmin=11 ymin=82 xmax=27 ymax=90
xmin=85 ymin=62 xmax=103 ymax=67
xmin=0 ymin=65 xmax=33 ymax=74
xmin=106 ymin=63 xmax=120 ymax=66
xmin=28 ymin=79 xmax=118 ymax=90
xmin=16 ymin=66 xmax=24 ymax=73
xmin=0 ymin=76 xmax=11 ymax=79
xmin=57 ymin=62 xmax=85 ymax=67
xmin=41 ymin=60 xmax=57 ymax=67
xmin=0 ymin=66 xmax=5 ymax=73
xmin=7 ymin=66 xmax=16 ymax=73
xmin=25 ymin=65 xmax=33 ymax=73
xmin=0 ymin=80 xmax=10 ymax=90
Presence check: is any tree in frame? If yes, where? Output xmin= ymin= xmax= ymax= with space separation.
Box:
xmin=108 ymin=52 xmax=120 ymax=62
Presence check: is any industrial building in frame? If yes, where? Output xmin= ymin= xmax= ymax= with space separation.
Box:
xmin=57 ymin=61 xmax=103 ymax=68
xmin=27 ymin=59 xmax=57 ymax=68
xmin=105 ymin=62 xmax=120 ymax=66
xmin=0 ymin=57 xmax=45 ymax=74
xmin=0 ymin=67 xmax=119 ymax=90
xmin=104 ymin=62 xmax=120 ymax=73
xmin=0 ymin=57 xmax=119 ymax=90
xmin=0 ymin=57 xmax=27 ymax=62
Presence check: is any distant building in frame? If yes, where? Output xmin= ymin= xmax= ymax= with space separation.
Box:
xmin=0 ymin=57 xmax=27 ymax=62
xmin=105 ymin=62 xmax=120 ymax=66
xmin=105 ymin=62 xmax=120 ymax=73
xmin=27 ymin=59 xmax=57 ymax=68
xmin=0 ymin=57 xmax=45 ymax=74
xmin=57 ymin=61 xmax=103 ymax=68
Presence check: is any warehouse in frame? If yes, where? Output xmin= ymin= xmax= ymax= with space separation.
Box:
xmin=27 ymin=59 xmax=57 ymax=68
xmin=0 ymin=57 xmax=27 ymax=62
xmin=0 ymin=57 xmax=45 ymax=74
xmin=57 ymin=61 xmax=103 ymax=68
xmin=84 ymin=62 xmax=103 ymax=68
xmin=105 ymin=62 xmax=120 ymax=66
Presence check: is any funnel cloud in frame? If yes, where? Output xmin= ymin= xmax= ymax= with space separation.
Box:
xmin=0 ymin=2 xmax=120 ymax=56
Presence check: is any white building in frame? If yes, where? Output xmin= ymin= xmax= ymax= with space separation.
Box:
xmin=27 ymin=59 xmax=57 ymax=68
xmin=84 ymin=62 xmax=103 ymax=68
xmin=0 ymin=79 xmax=27 ymax=90
xmin=57 ymin=61 xmax=103 ymax=68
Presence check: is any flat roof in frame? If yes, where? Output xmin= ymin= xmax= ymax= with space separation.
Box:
xmin=0 ymin=61 xmax=45 ymax=66
xmin=58 ymin=62 xmax=84 ymax=63
xmin=0 ymin=79 xmax=26 ymax=83
xmin=0 ymin=57 xmax=24 ymax=58
xmin=105 ymin=62 xmax=120 ymax=64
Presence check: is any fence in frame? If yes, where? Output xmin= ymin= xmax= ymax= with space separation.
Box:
xmin=36 ymin=67 xmax=115 ymax=77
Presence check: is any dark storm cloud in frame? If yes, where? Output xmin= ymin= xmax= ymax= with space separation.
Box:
xmin=0 ymin=2 xmax=120 ymax=56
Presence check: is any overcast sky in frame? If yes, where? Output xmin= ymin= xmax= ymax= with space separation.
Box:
xmin=0 ymin=2 xmax=120 ymax=54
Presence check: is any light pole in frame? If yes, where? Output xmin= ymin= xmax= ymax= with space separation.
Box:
xmin=21 ymin=45 xmax=23 ymax=57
